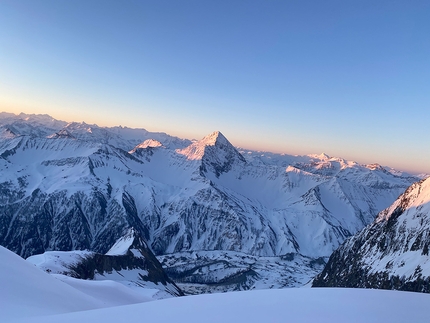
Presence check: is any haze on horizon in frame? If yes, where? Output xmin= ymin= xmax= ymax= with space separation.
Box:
xmin=0 ymin=1 xmax=429 ymax=174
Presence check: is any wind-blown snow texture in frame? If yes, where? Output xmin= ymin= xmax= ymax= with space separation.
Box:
xmin=0 ymin=112 xmax=420 ymax=290
xmin=313 ymin=177 xmax=430 ymax=292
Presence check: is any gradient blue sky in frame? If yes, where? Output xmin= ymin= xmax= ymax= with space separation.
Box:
xmin=1 ymin=1 xmax=429 ymax=173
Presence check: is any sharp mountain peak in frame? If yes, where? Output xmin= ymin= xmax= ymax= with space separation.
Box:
xmin=200 ymin=130 xmax=229 ymax=146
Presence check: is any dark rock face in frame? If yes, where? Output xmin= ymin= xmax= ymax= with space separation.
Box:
xmin=76 ymin=230 xmax=180 ymax=289
xmin=313 ymin=178 xmax=430 ymax=293
xmin=200 ymin=131 xmax=247 ymax=178
xmin=32 ymin=228 xmax=184 ymax=297
xmin=0 ymin=189 xmax=145 ymax=258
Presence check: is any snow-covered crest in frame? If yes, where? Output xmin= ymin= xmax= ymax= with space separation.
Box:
xmin=313 ymin=176 xmax=430 ymax=292
xmin=377 ymin=177 xmax=430 ymax=223
xmin=0 ymin=112 xmax=190 ymax=150
xmin=106 ymin=228 xmax=148 ymax=256
xmin=135 ymin=139 xmax=163 ymax=149
xmin=27 ymin=228 xmax=183 ymax=298
xmin=177 ymin=130 xmax=235 ymax=160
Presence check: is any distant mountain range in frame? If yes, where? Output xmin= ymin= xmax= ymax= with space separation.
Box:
xmin=0 ymin=112 xmax=423 ymax=292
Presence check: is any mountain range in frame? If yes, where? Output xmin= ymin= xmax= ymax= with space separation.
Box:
xmin=0 ymin=112 xmax=422 ymax=292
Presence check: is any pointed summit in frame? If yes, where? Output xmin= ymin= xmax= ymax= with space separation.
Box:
xmin=106 ymin=227 xmax=147 ymax=256
xmin=129 ymin=139 xmax=163 ymax=154
xmin=178 ymin=131 xmax=236 ymax=161
xmin=178 ymin=131 xmax=246 ymax=177
xmin=199 ymin=131 xmax=229 ymax=146
xmin=310 ymin=153 xmax=330 ymax=160
xmin=139 ymin=139 xmax=163 ymax=149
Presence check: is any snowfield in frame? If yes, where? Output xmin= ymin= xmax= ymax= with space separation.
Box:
xmin=9 ymin=287 xmax=430 ymax=323
xmin=2 ymin=246 xmax=430 ymax=323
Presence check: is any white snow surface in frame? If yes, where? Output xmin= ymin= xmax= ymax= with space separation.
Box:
xmin=0 ymin=245 xmax=153 ymax=322
xmin=7 ymin=286 xmax=430 ymax=323
xmin=105 ymin=229 xmax=136 ymax=256
xmin=0 ymin=246 xmax=104 ymax=320
xmin=52 ymin=274 xmax=153 ymax=305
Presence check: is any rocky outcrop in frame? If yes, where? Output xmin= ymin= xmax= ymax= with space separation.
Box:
xmin=28 ymin=228 xmax=183 ymax=297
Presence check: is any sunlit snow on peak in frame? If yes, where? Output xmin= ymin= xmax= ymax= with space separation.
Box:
xmin=134 ymin=139 xmax=163 ymax=149
xmin=177 ymin=130 xmax=233 ymax=161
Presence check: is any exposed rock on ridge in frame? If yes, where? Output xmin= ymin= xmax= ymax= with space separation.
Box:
xmin=28 ymin=228 xmax=183 ymax=298
xmin=178 ymin=131 xmax=246 ymax=177
xmin=313 ymin=177 xmax=430 ymax=293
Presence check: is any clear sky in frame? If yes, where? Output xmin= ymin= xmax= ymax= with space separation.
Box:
xmin=1 ymin=1 xmax=429 ymax=174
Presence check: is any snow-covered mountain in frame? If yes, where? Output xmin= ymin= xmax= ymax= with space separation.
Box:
xmin=313 ymin=177 xmax=430 ymax=292
xmin=0 ymin=112 xmax=421 ymax=291
xmin=27 ymin=228 xmax=183 ymax=298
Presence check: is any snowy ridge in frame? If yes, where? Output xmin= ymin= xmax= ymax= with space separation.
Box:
xmin=2 ymin=243 xmax=430 ymax=323
xmin=0 ymin=112 xmax=190 ymax=150
xmin=28 ymin=229 xmax=183 ymax=298
xmin=313 ymin=177 xmax=430 ymax=292
xmin=6 ymin=286 xmax=430 ymax=323
xmin=106 ymin=228 xmax=138 ymax=256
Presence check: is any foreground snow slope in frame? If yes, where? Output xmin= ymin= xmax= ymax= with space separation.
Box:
xmin=0 ymin=246 xmax=103 ymax=320
xmin=0 ymin=246 xmax=150 ymax=321
xmin=3 ymin=243 xmax=429 ymax=323
xmin=10 ymin=288 xmax=430 ymax=323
